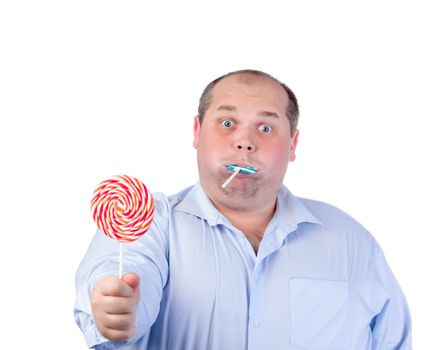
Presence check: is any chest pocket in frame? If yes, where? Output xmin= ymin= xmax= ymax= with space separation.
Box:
xmin=289 ymin=278 xmax=350 ymax=350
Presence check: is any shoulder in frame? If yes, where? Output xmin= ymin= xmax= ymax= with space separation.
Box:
xmin=285 ymin=189 xmax=377 ymax=251
xmin=297 ymin=196 xmax=361 ymax=229
xmin=152 ymin=185 xmax=195 ymax=208
xmin=166 ymin=185 xmax=195 ymax=207
xmin=286 ymin=186 xmax=359 ymax=227
xmin=152 ymin=184 xmax=199 ymax=219
xmin=287 ymin=191 xmax=388 ymax=281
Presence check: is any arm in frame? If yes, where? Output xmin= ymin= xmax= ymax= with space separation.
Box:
xmin=74 ymin=193 xmax=170 ymax=349
xmin=370 ymin=243 xmax=412 ymax=349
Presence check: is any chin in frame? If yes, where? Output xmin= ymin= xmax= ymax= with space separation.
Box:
xmin=223 ymin=183 xmax=259 ymax=198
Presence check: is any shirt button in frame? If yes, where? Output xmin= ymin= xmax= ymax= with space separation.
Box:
xmin=252 ymin=319 xmax=261 ymax=327
xmin=253 ymin=274 xmax=259 ymax=281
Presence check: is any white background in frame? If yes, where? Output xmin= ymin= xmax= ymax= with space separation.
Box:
xmin=1 ymin=1 xmax=441 ymax=348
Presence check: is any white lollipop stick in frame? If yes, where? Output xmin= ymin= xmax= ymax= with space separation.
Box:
xmin=119 ymin=242 xmax=124 ymax=278
xmin=221 ymin=167 xmax=241 ymax=189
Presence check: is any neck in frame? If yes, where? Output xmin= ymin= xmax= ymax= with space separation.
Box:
xmin=212 ymin=197 xmax=277 ymax=238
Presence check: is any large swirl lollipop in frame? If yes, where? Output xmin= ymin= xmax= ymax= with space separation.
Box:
xmin=91 ymin=175 xmax=155 ymax=277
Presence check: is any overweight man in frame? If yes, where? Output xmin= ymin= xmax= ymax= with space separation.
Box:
xmin=75 ymin=69 xmax=412 ymax=349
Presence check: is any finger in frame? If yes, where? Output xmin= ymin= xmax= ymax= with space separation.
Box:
xmin=101 ymin=313 xmax=136 ymax=331
xmin=99 ymin=325 xmax=136 ymax=342
xmin=100 ymin=278 xmax=135 ymax=297
xmin=122 ymin=272 xmax=140 ymax=290
xmin=101 ymin=295 xmax=137 ymax=314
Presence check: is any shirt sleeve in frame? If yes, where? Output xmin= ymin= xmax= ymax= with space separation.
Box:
xmin=74 ymin=193 xmax=170 ymax=349
xmin=370 ymin=241 xmax=412 ymax=349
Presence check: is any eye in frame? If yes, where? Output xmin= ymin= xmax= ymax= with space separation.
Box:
xmin=222 ymin=119 xmax=233 ymax=128
xmin=259 ymin=124 xmax=272 ymax=133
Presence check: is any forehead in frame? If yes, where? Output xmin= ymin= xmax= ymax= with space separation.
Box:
xmin=210 ymin=74 xmax=288 ymax=112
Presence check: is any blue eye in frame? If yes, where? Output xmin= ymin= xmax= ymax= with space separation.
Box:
xmin=259 ymin=124 xmax=272 ymax=133
xmin=222 ymin=119 xmax=233 ymax=128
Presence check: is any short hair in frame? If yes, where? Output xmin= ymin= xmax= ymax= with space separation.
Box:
xmin=198 ymin=69 xmax=299 ymax=135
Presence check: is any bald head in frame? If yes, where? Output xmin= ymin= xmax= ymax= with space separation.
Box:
xmin=198 ymin=69 xmax=299 ymax=135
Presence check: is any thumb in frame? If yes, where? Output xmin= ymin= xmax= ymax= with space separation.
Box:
xmin=122 ymin=272 xmax=140 ymax=290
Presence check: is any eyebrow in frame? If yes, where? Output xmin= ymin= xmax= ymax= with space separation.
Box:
xmin=216 ymin=105 xmax=280 ymax=118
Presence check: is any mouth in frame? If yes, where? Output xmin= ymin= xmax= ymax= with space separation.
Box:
xmin=225 ymin=164 xmax=258 ymax=175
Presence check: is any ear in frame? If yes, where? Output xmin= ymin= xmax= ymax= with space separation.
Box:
xmin=193 ymin=116 xmax=201 ymax=149
xmin=289 ymin=129 xmax=299 ymax=162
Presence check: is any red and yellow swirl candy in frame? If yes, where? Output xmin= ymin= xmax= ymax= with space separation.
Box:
xmin=91 ymin=175 xmax=154 ymax=243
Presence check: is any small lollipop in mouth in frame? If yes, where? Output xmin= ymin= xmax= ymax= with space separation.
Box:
xmin=221 ymin=165 xmax=258 ymax=189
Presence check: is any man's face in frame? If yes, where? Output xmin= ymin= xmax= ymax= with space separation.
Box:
xmin=193 ymin=74 xmax=299 ymax=212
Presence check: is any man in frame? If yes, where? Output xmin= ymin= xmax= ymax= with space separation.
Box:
xmin=75 ymin=69 xmax=412 ymax=349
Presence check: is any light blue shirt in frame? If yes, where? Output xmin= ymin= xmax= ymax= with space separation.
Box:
xmin=74 ymin=183 xmax=412 ymax=349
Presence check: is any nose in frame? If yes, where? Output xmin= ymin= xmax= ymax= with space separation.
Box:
xmin=234 ymin=137 xmax=256 ymax=153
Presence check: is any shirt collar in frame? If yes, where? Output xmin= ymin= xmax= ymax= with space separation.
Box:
xmin=174 ymin=182 xmax=324 ymax=232
xmin=272 ymin=185 xmax=323 ymax=229
xmin=174 ymin=182 xmax=223 ymax=226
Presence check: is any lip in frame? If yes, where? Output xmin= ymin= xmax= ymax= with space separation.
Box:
xmin=223 ymin=163 xmax=259 ymax=177
xmin=225 ymin=162 xmax=258 ymax=169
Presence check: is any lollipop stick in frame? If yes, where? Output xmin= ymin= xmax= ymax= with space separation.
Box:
xmin=221 ymin=168 xmax=240 ymax=189
xmin=119 ymin=242 xmax=123 ymax=278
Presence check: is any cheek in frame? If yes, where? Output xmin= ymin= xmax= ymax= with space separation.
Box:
xmin=197 ymin=132 xmax=230 ymax=170
xmin=263 ymin=140 xmax=291 ymax=164
xmin=199 ymin=131 xmax=228 ymax=154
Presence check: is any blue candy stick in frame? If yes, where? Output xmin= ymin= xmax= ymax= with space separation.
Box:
xmin=221 ymin=165 xmax=257 ymax=189
xmin=226 ymin=165 xmax=257 ymax=174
